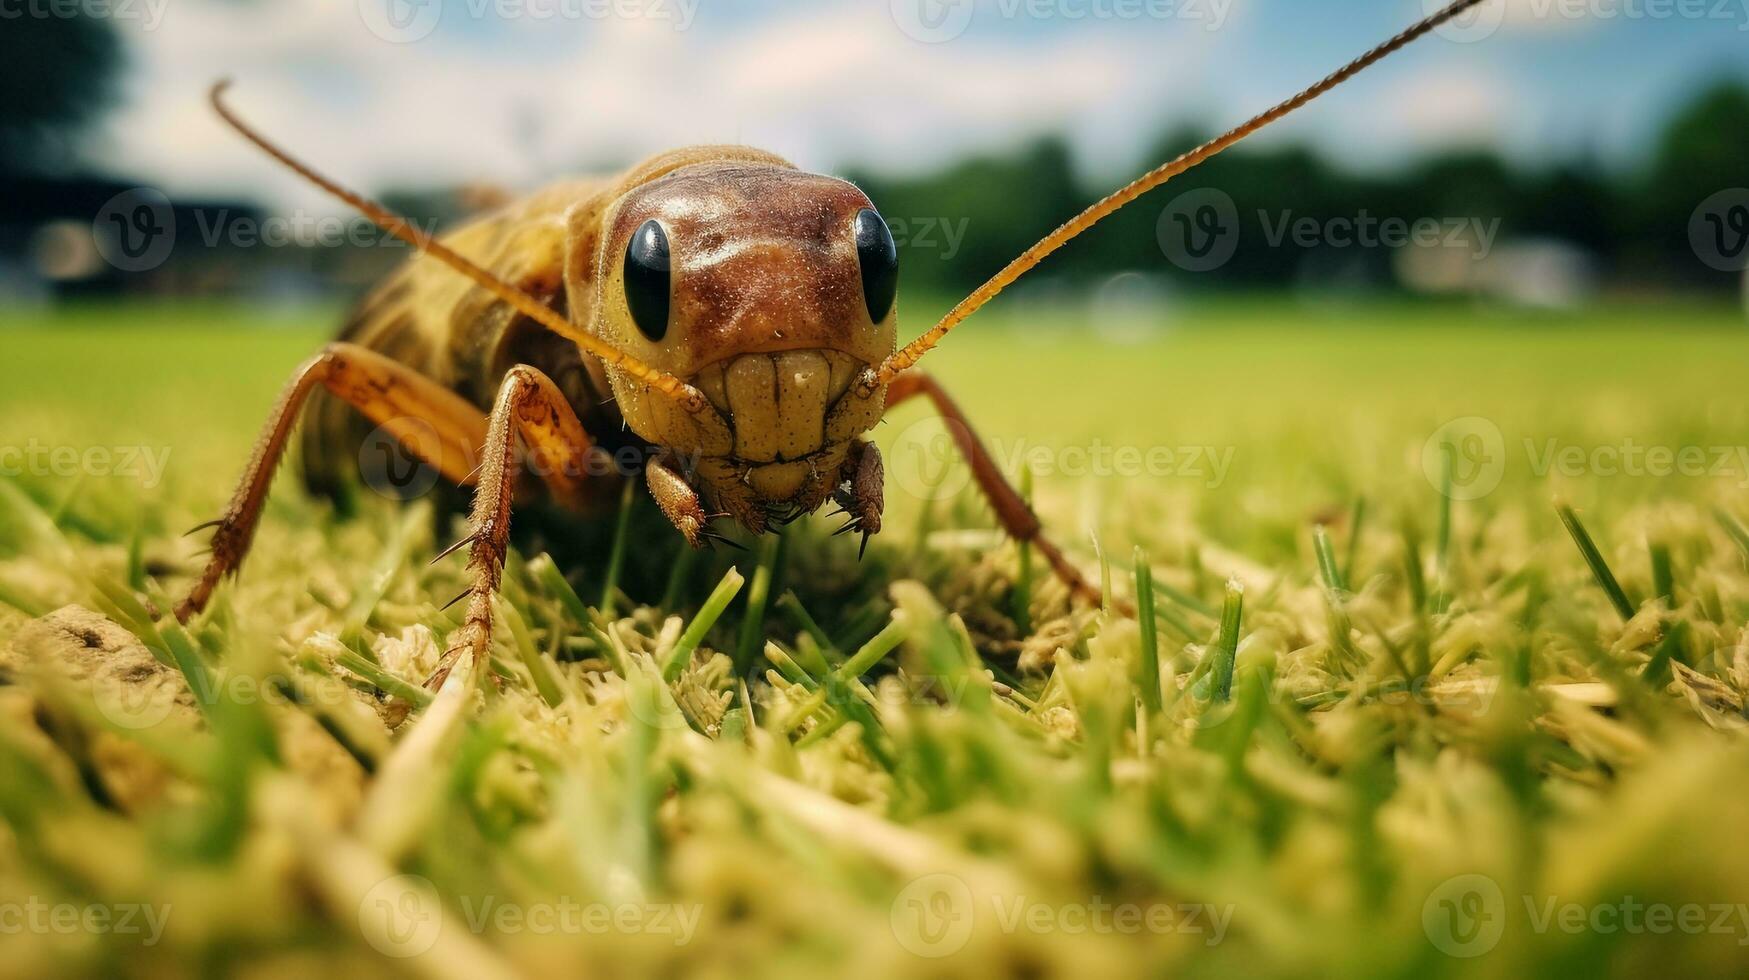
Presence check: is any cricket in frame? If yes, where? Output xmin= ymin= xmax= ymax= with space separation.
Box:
xmin=8 ymin=0 xmax=1749 ymax=975
xmin=182 ymin=0 xmax=1493 ymax=684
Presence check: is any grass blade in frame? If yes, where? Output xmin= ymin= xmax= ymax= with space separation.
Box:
xmin=733 ymin=535 xmax=781 ymax=676
xmin=1211 ymin=578 xmax=1245 ymax=702
xmin=1649 ymin=538 xmax=1674 ymax=606
xmin=1556 ymin=500 xmax=1636 ymax=621
xmin=498 ymin=597 xmax=565 ymax=708
xmin=1343 ymin=496 xmax=1367 ymax=587
xmin=1313 ymin=523 xmax=1346 ymax=594
xmin=1714 ymin=507 xmax=1749 ymax=563
xmin=599 ymin=479 xmax=636 ymax=616
xmin=1134 ymin=547 xmax=1162 ymax=715
xmin=664 ymin=566 xmax=746 ymax=681
xmin=334 ymin=650 xmax=434 ymax=708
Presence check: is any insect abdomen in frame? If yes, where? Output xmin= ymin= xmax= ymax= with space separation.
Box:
xmin=299 ymin=181 xmax=610 ymax=500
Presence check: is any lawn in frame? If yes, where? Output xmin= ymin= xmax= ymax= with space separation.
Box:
xmin=3 ymin=295 xmax=1749 ymax=978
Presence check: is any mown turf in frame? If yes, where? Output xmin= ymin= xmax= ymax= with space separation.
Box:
xmin=3 ymin=296 xmax=1749 ymax=979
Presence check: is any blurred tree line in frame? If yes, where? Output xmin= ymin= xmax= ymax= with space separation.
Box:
xmin=0 ymin=12 xmax=121 ymax=171
xmin=3 ymin=13 xmax=1743 ymax=301
xmin=847 ymin=82 xmax=1749 ymax=297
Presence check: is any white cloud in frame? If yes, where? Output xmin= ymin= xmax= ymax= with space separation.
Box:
xmin=95 ymin=0 xmax=1217 ymax=212
xmin=1372 ymin=64 xmax=1510 ymax=147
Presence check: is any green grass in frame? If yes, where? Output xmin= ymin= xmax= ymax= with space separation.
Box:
xmin=3 ymin=296 xmax=1749 ymax=978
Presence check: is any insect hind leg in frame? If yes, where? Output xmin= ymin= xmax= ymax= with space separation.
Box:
xmin=177 ymin=342 xmax=488 ymax=622
xmin=884 ymin=371 xmax=1105 ymax=609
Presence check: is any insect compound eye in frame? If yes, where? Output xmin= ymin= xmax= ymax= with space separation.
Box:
xmin=623 ymin=219 xmax=672 ymax=342
xmin=852 ymin=207 xmax=898 ymax=324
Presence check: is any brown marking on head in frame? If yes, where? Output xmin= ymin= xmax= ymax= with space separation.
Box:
xmin=574 ymin=149 xmax=899 ymax=525
xmin=597 ymin=162 xmax=894 ymax=378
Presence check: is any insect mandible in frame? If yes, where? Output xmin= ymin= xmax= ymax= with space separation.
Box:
xmin=177 ymin=0 xmax=1496 ymax=682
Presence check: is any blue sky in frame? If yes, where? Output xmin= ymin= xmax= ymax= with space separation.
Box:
xmin=100 ymin=0 xmax=1749 ymax=210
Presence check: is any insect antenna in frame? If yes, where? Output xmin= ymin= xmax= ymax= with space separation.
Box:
xmin=208 ymin=81 xmax=703 ymax=408
xmin=875 ymin=0 xmax=1494 ymax=383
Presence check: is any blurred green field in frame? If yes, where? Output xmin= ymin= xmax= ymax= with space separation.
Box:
xmin=5 ymin=297 xmax=1749 ymax=980
xmin=4 ymin=296 xmax=1748 ymax=548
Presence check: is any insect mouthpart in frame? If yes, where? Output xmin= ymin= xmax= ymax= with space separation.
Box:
xmin=691 ymin=348 xmax=869 ymax=463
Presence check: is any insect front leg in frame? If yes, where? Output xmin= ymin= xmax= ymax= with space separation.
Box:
xmin=431 ymin=364 xmax=596 ymax=686
xmin=645 ymin=456 xmax=728 ymax=549
xmin=884 ymin=371 xmax=1103 ymax=608
xmin=830 ymin=439 xmax=884 ymax=557
xmin=178 ymin=342 xmax=488 ymax=622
